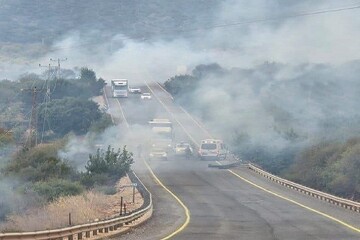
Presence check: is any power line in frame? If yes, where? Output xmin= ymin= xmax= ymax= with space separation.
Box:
xmin=195 ymin=4 xmax=360 ymax=32
xmin=46 ymin=3 xmax=360 ymax=52
xmin=50 ymin=58 xmax=67 ymax=79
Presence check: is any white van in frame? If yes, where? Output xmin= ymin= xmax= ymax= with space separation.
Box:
xmin=198 ymin=139 xmax=227 ymax=160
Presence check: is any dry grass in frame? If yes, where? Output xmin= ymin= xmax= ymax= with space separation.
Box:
xmin=0 ymin=175 xmax=144 ymax=232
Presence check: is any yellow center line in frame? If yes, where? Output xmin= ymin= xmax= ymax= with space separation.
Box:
xmin=147 ymin=81 xmax=360 ymax=235
xmin=112 ymin=87 xmax=191 ymax=239
xmin=227 ymin=169 xmax=360 ymax=234
xmin=145 ymin=81 xmax=199 ymax=147
xmin=143 ymin=160 xmax=191 ymax=240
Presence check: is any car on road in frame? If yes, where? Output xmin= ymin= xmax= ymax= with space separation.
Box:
xmin=141 ymin=92 xmax=152 ymax=100
xmin=198 ymin=139 xmax=227 ymax=160
xmin=175 ymin=142 xmax=193 ymax=156
xmin=129 ymin=87 xmax=142 ymax=94
xmin=149 ymin=147 xmax=167 ymax=160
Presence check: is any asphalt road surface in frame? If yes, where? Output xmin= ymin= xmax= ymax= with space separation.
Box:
xmin=104 ymin=84 xmax=360 ymax=240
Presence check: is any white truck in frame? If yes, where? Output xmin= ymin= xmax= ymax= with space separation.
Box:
xmin=149 ymin=119 xmax=173 ymax=149
xmin=111 ymin=79 xmax=128 ymax=97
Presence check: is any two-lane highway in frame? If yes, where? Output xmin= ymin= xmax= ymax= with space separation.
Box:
xmin=105 ymin=84 xmax=359 ymax=239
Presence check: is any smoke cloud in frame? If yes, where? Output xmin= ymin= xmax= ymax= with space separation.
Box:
xmin=1 ymin=0 xmax=359 ymax=170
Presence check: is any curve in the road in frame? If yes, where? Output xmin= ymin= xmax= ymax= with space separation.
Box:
xmin=112 ymin=92 xmax=191 ymax=239
xmin=146 ymin=81 xmax=360 ymax=235
xmin=143 ymin=160 xmax=191 ymax=240
xmin=228 ymin=169 xmax=360 ymax=234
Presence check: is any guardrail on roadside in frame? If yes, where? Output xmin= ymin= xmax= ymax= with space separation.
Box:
xmin=247 ymin=163 xmax=360 ymax=213
xmin=0 ymin=171 xmax=152 ymax=240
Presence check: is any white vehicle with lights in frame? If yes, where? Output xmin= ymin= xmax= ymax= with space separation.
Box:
xmin=149 ymin=119 xmax=173 ymax=149
xmin=111 ymin=79 xmax=128 ymax=97
xmin=175 ymin=142 xmax=193 ymax=156
xmin=198 ymin=139 xmax=227 ymax=160
xmin=141 ymin=93 xmax=152 ymax=100
xmin=129 ymin=87 xmax=142 ymax=94
xmin=149 ymin=147 xmax=168 ymax=160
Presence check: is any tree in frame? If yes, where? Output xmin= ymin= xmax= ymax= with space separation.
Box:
xmin=82 ymin=145 xmax=134 ymax=187
xmin=192 ymin=63 xmax=224 ymax=79
xmin=78 ymin=68 xmax=105 ymax=96
xmin=37 ymin=97 xmax=102 ymax=137
xmin=164 ymin=74 xmax=198 ymax=96
xmin=3 ymin=141 xmax=74 ymax=182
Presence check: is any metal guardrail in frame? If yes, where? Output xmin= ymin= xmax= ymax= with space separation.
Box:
xmin=247 ymin=163 xmax=360 ymax=213
xmin=154 ymin=83 xmax=360 ymax=215
xmin=0 ymin=171 xmax=152 ymax=240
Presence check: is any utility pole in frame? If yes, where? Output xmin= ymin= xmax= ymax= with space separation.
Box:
xmin=22 ymin=87 xmax=43 ymax=148
xmin=50 ymin=58 xmax=67 ymax=79
xmin=38 ymin=63 xmax=57 ymax=144
xmin=38 ymin=63 xmax=55 ymax=99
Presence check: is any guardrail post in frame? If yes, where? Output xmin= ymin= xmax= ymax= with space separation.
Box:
xmin=105 ymin=227 xmax=109 ymax=233
xmin=85 ymin=231 xmax=90 ymax=238
xmin=120 ymin=196 xmax=123 ymax=216
xmin=78 ymin=232 xmax=83 ymax=239
xmin=68 ymin=212 xmax=72 ymax=226
xmin=124 ymin=203 xmax=127 ymax=215
xmin=68 ymin=235 xmax=73 ymax=240
xmin=133 ymin=185 xmax=135 ymax=203
xmin=93 ymin=229 xmax=97 ymax=236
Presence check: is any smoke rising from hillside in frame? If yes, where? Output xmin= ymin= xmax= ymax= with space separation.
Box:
xmin=1 ymin=0 xmax=360 ymax=220
xmin=1 ymin=0 xmax=360 ymax=162
xmin=41 ymin=0 xmax=360 ymax=159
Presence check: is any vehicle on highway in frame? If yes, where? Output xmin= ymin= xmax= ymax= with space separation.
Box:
xmin=111 ymin=79 xmax=128 ymax=97
xmin=198 ymin=139 xmax=227 ymax=160
xmin=141 ymin=92 xmax=152 ymax=100
xmin=149 ymin=118 xmax=173 ymax=149
xmin=175 ymin=142 xmax=193 ymax=156
xmin=129 ymin=87 xmax=142 ymax=94
xmin=149 ymin=147 xmax=168 ymax=160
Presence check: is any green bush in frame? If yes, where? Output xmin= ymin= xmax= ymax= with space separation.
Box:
xmin=33 ymin=179 xmax=84 ymax=202
xmin=285 ymin=138 xmax=360 ymax=200
xmin=82 ymin=145 xmax=133 ymax=188
xmin=89 ymin=114 xmax=114 ymax=133
xmin=80 ymin=172 xmax=109 ymax=188
xmin=4 ymin=142 xmax=74 ymax=182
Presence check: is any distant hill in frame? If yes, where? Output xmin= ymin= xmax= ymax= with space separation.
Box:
xmin=0 ymin=0 xmax=220 ymax=45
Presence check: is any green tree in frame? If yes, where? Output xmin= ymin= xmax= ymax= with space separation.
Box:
xmin=78 ymin=68 xmax=105 ymax=96
xmin=37 ymin=97 xmax=102 ymax=137
xmin=3 ymin=141 xmax=75 ymax=182
xmin=82 ymin=145 xmax=134 ymax=187
xmin=164 ymin=74 xmax=198 ymax=96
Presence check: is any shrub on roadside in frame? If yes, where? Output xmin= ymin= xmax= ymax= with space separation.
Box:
xmin=3 ymin=142 xmax=75 ymax=182
xmin=81 ymin=145 xmax=133 ymax=188
xmin=33 ymin=179 xmax=84 ymax=202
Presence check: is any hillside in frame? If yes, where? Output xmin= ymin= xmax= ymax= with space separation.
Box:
xmin=0 ymin=0 xmax=220 ymax=45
